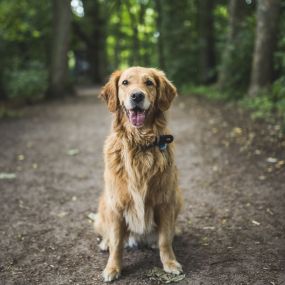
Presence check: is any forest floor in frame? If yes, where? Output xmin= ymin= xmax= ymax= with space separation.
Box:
xmin=0 ymin=87 xmax=285 ymax=285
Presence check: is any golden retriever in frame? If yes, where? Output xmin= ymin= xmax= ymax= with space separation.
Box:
xmin=95 ymin=66 xmax=183 ymax=282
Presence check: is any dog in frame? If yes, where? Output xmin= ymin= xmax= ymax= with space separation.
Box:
xmin=95 ymin=66 xmax=183 ymax=282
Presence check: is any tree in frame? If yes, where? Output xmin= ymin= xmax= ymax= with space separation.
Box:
xmin=248 ymin=0 xmax=281 ymax=97
xmin=154 ymin=0 xmax=165 ymax=69
xmin=47 ymin=0 xmax=72 ymax=98
xmin=73 ymin=0 xmax=107 ymax=83
xmin=159 ymin=0 xmax=197 ymax=85
xmin=218 ymin=0 xmax=248 ymax=89
xmin=198 ymin=0 xmax=216 ymax=84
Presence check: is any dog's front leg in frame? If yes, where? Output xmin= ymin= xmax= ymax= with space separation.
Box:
xmin=102 ymin=213 xmax=125 ymax=282
xmin=157 ymin=205 xmax=183 ymax=274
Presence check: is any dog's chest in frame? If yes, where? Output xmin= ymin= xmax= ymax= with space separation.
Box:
xmin=122 ymin=148 xmax=169 ymax=234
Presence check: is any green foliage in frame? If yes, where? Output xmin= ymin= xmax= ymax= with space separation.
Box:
xmin=161 ymin=0 xmax=199 ymax=86
xmin=240 ymin=94 xmax=274 ymax=120
xmin=218 ymin=16 xmax=256 ymax=91
xmin=0 ymin=107 xmax=23 ymax=119
xmin=0 ymin=0 xmax=51 ymax=100
xmin=181 ymin=85 xmax=230 ymax=101
xmin=184 ymin=83 xmax=285 ymax=129
xmin=4 ymin=62 xmax=48 ymax=101
xmin=105 ymin=0 xmax=157 ymax=71
xmin=0 ymin=0 xmax=284 ymax=117
xmin=272 ymin=77 xmax=285 ymax=122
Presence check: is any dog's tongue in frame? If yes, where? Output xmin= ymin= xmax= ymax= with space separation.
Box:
xmin=129 ymin=110 xmax=145 ymax=127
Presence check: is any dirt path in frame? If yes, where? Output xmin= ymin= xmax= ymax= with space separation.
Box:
xmin=0 ymin=89 xmax=284 ymax=285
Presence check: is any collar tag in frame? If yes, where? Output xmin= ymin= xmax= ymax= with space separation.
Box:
xmin=156 ymin=135 xmax=174 ymax=151
xmin=159 ymin=143 xmax=167 ymax=151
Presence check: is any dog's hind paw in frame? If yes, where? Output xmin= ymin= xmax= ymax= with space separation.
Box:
xmin=102 ymin=266 xmax=121 ymax=282
xmin=99 ymin=239 xmax=109 ymax=251
xmin=163 ymin=260 xmax=183 ymax=275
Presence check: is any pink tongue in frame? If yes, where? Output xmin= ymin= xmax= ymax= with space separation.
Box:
xmin=129 ymin=110 xmax=145 ymax=127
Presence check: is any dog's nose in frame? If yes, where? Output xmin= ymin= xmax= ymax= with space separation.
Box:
xmin=131 ymin=92 xmax=144 ymax=103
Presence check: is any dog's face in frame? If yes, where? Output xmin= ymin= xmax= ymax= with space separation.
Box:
xmin=100 ymin=67 xmax=177 ymax=128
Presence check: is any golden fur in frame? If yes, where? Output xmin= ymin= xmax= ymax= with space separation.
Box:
xmin=95 ymin=66 xmax=183 ymax=282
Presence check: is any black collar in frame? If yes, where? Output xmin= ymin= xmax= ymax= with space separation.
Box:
xmin=145 ymin=135 xmax=174 ymax=151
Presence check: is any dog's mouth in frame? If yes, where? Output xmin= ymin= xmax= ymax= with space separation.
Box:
xmin=125 ymin=106 xmax=147 ymax=127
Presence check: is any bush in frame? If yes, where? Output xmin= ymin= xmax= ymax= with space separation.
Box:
xmin=240 ymin=94 xmax=274 ymax=120
xmin=5 ymin=61 xmax=48 ymax=101
xmin=181 ymin=84 xmax=234 ymax=101
xmin=272 ymin=77 xmax=285 ymax=127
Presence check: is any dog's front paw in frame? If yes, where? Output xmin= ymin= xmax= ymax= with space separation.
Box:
xmin=103 ymin=266 xmax=121 ymax=282
xmin=163 ymin=260 xmax=183 ymax=275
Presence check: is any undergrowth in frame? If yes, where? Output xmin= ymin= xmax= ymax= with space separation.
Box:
xmin=182 ymin=84 xmax=285 ymax=132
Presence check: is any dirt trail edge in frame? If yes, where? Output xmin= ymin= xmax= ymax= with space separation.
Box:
xmin=0 ymin=90 xmax=284 ymax=285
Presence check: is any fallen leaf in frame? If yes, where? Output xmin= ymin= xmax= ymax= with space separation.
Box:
xmin=231 ymin=127 xmax=242 ymax=137
xmin=87 ymin=212 xmax=97 ymax=221
xmin=222 ymin=140 xmax=229 ymax=147
xmin=32 ymin=163 xmax=38 ymax=169
xmin=276 ymin=160 xmax=284 ymax=169
xmin=252 ymin=220 xmax=260 ymax=226
xmin=67 ymin=149 xmax=80 ymax=156
xmin=266 ymin=208 xmax=274 ymax=215
xmin=266 ymin=157 xmax=277 ymax=163
xmin=146 ymin=267 xmax=185 ymax=283
xmin=259 ymin=175 xmax=266 ymax=180
xmin=18 ymin=154 xmax=25 ymax=161
xmin=203 ymin=226 xmax=215 ymax=230
xmin=57 ymin=212 xmax=68 ymax=218
xmin=0 ymin=173 xmax=16 ymax=180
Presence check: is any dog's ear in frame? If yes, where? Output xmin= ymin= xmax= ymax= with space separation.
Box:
xmin=99 ymin=70 xmax=122 ymax=112
xmin=152 ymin=69 xmax=177 ymax=112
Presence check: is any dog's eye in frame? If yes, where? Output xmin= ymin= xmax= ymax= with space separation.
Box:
xmin=145 ymin=79 xmax=153 ymax=86
xmin=122 ymin=80 xmax=129 ymax=86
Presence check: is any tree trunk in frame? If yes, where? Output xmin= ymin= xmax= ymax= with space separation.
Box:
xmin=154 ymin=0 xmax=165 ymax=69
xmin=198 ymin=0 xmax=216 ymax=84
xmin=114 ymin=0 xmax=122 ymax=68
xmin=47 ymin=0 xmax=72 ymax=98
xmin=0 ymin=84 xmax=6 ymax=101
xmin=218 ymin=0 xmax=247 ymax=88
xmin=248 ymin=0 xmax=281 ymax=97
xmin=78 ymin=0 xmax=106 ymax=83
xmin=89 ymin=1 xmax=106 ymax=83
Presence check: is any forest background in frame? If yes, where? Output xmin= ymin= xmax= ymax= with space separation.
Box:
xmin=0 ymin=0 xmax=284 ymax=126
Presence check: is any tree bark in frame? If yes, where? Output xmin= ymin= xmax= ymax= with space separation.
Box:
xmin=114 ymin=0 xmax=122 ymax=68
xmin=198 ymin=0 xmax=216 ymax=84
xmin=77 ymin=0 xmax=106 ymax=83
xmin=47 ymin=0 xmax=72 ymax=98
xmin=248 ymin=0 xmax=281 ymax=97
xmin=218 ymin=0 xmax=247 ymax=88
xmin=88 ymin=1 xmax=106 ymax=83
xmin=154 ymin=0 xmax=165 ymax=69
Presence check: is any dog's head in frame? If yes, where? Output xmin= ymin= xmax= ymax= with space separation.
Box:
xmin=100 ymin=67 xmax=177 ymax=128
